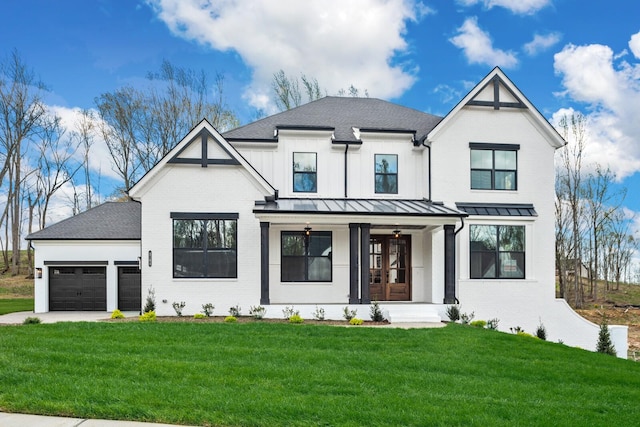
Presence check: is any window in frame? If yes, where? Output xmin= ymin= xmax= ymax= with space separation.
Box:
xmin=375 ymin=154 xmax=398 ymax=194
xmin=470 ymin=144 xmax=518 ymax=190
xmin=172 ymin=213 xmax=237 ymax=278
xmin=293 ymin=152 xmax=317 ymax=192
xmin=281 ymin=231 xmax=332 ymax=282
xmin=470 ymin=225 xmax=524 ymax=279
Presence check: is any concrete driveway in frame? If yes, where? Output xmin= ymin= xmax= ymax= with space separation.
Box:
xmin=0 ymin=311 xmax=138 ymax=324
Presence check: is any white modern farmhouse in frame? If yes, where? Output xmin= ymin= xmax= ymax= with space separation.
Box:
xmin=27 ymin=68 xmax=628 ymax=357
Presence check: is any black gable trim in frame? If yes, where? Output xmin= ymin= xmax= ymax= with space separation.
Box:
xmin=469 ymin=142 xmax=520 ymax=150
xmin=171 ymin=212 xmax=239 ymax=220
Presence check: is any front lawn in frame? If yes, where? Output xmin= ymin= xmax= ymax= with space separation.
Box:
xmin=0 ymin=298 xmax=33 ymax=315
xmin=0 ymin=322 xmax=638 ymax=426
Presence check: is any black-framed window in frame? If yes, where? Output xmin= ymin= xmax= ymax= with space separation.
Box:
xmin=470 ymin=225 xmax=525 ymax=279
xmin=281 ymin=231 xmax=332 ymax=282
xmin=375 ymin=154 xmax=398 ymax=194
xmin=470 ymin=144 xmax=518 ymax=190
xmin=293 ymin=152 xmax=317 ymax=192
xmin=172 ymin=214 xmax=237 ymax=278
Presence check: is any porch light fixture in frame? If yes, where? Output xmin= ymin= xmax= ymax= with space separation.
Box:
xmin=35 ymin=267 xmax=42 ymax=279
xmin=393 ymin=228 xmax=401 ymax=239
xmin=304 ymin=225 xmax=312 ymax=236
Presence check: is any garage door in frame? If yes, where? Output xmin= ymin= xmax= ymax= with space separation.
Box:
xmin=118 ymin=267 xmax=141 ymax=311
xmin=49 ymin=267 xmax=106 ymax=311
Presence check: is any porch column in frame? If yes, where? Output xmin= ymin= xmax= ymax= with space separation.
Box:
xmin=443 ymin=224 xmax=456 ymax=304
xmin=360 ymin=223 xmax=371 ymax=304
xmin=260 ymin=222 xmax=270 ymax=305
xmin=349 ymin=223 xmax=359 ymax=304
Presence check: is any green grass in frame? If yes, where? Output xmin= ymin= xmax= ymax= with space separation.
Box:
xmin=0 ymin=298 xmax=33 ymax=314
xmin=0 ymin=322 xmax=638 ymax=426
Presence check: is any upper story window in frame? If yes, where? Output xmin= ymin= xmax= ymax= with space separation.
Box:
xmin=470 ymin=224 xmax=525 ymax=279
xmin=281 ymin=231 xmax=332 ymax=282
xmin=375 ymin=154 xmax=398 ymax=194
xmin=470 ymin=143 xmax=519 ymax=190
xmin=172 ymin=213 xmax=238 ymax=278
xmin=293 ymin=152 xmax=317 ymax=193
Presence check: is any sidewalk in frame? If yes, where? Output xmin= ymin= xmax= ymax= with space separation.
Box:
xmin=0 ymin=412 xmax=196 ymax=427
xmin=0 ymin=311 xmax=137 ymax=324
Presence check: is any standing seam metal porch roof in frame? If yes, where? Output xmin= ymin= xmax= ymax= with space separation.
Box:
xmin=254 ymin=198 xmax=467 ymax=217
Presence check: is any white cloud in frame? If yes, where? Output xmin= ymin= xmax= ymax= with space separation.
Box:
xmin=523 ymin=32 xmax=561 ymax=56
xmin=553 ymin=40 xmax=640 ymax=180
xmin=147 ymin=0 xmax=424 ymax=111
xmin=630 ymin=31 xmax=640 ymax=59
xmin=449 ymin=17 xmax=518 ymax=68
xmin=457 ymin=0 xmax=551 ymax=15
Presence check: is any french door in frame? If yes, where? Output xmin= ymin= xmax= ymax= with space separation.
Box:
xmin=369 ymin=235 xmax=411 ymax=301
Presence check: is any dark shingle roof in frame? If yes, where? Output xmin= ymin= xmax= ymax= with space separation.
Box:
xmin=223 ymin=96 xmax=442 ymax=142
xmin=26 ymin=201 xmax=141 ymax=240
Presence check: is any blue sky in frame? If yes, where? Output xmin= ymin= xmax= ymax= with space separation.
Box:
xmin=1 ymin=0 xmax=640 ymax=220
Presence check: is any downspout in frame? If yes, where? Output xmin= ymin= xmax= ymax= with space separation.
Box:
xmin=422 ymin=140 xmax=432 ymax=202
xmin=451 ymin=216 xmax=465 ymax=304
xmin=344 ymin=143 xmax=349 ymax=198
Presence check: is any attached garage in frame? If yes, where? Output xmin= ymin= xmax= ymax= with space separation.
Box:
xmin=49 ymin=265 xmax=107 ymax=311
xmin=27 ymin=202 xmax=141 ymax=313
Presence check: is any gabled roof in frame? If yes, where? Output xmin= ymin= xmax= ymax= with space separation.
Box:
xmin=223 ymin=97 xmax=443 ymax=142
xmin=427 ymin=67 xmax=566 ymax=149
xmin=26 ymin=202 xmax=141 ymax=241
xmin=129 ymin=119 xmax=275 ymax=198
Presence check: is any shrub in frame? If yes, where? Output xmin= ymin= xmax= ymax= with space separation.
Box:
xmin=510 ymin=326 xmax=524 ymax=334
xmin=487 ymin=318 xmax=500 ymax=330
xmin=349 ymin=318 xmax=364 ymax=325
xmin=460 ymin=311 xmax=475 ymax=325
xmin=201 ymin=303 xmax=214 ymax=317
xmin=143 ymin=286 xmax=156 ymax=313
xmin=229 ymin=305 xmax=242 ymax=317
xmin=172 ymin=301 xmax=186 ymax=316
xmin=536 ymin=323 xmax=547 ymax=341
xmin=194 ymin=313 xmax=205 ymax=319
xmin=312 ymin=305 xmax=325 ymax=321
xmin=470 ymin=320 xmax=486 ymax=328
xmin=23 ymin=316 xmax=41 ymax=325
xmin=224 ymin=315 xmax=237 ymax=323
xmin=517 ymin=331 xmax=535 ymax=338
xmin=110 ymin=309 xmax=125 ymax=319
xmin=342 ymin=306 xmax=357 ymax=321
xmin=139 ymin=311 xmax=156 ymax=322
xmin=282 ymin=306 xmax=298 ymax=320
xmin=370 ymin=301 xmax=384 ymax=322
xmin=249 ymin=305 xmax=266 ymax=319
xmin=445 ymin=305 xmax=460 ymax=322
xmin=596 ymin=319 xmax=617 ymax=356
xmin=289 ymin=314 xmax=304 ymax=324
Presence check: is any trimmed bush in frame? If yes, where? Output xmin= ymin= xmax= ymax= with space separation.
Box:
xmin=139 ymin=311 xmax=156 ymax=322
xmin=596 ymin=319 xmax=616 ymax=356
xmin=289 ymin=314 xmax=304 ymax=324
xmin=470 ymin=320 xmax=487 ymax=328
xmin=110 ymin=309 xmax=125 ymax=319
xmin=201 ymin=303 xmax=214 ymax=317
xmin=370 ymin=301 xmax=384 ymax=322
xmin=228 ymin=305 xmax=241 ymax=317
xmin=172 ymin=301 xmax=186 ymax=317
xmin=349 ymin=318 xmax=364 ymax=325
xmin=342 ymin=306 xmax=357 ymax=321
xmin=312 ymin=305 xmax=325 ymax=321
xmin=487 ymin=318 xmax=500 ymax=330
xmin=194 ymin=313 xmax=205 ymax=319
xmin=249 ymin=305 xmax=266 ymax=319
xmin=536 ymin=323 xmax=547 ymax=341
xmin=22 ymin=317 xmax=41 ymax=325
xmin=445 ymin=305 xmax=460 ymax=322
xmin=224 ymin=316 xmax=237 ymax=323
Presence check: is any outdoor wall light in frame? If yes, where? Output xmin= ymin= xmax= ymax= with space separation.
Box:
xmin=148 ymin=250 xmax=152 ymax=267
xmin=393 ymin=229 xmax=401 ymax=239
xmin=304 ymin=225 xmax=312 ymax=236
xmin=35 ymin=267 xmax=42 ymax=279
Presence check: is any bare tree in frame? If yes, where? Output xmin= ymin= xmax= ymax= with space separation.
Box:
xmin=555 ymin=113 xmax=587 ymax=307
xmin=0 ymin=50 xmax=48 ymax=275
xmin=72 ymin=109 xmax=97 ymax=211
xmin=95 ymin=60 xmax=239 ymax=193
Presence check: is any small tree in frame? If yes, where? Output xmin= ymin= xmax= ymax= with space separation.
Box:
xmin=596 ymin=319 xmax=617 ymax=356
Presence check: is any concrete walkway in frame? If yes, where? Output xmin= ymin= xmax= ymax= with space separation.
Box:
xmin=0 ymin=412 xmax=195 ymax=426
xmin=0 ymin=311 xmax=137 ymax=324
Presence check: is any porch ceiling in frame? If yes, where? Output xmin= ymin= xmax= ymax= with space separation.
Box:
xmin=253 ymin=198 xmax=467 ymax=226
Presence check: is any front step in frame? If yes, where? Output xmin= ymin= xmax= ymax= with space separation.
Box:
xmin=382 ymin=305 xmax=443 ymax=323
